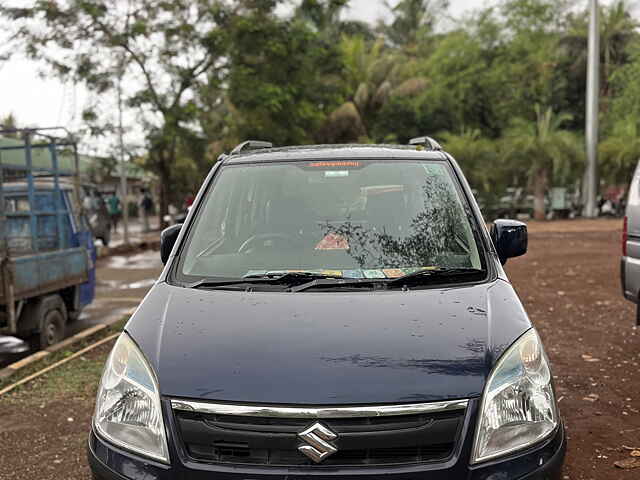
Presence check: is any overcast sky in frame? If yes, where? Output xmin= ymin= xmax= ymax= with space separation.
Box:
xmin=0 ymin=0 xmax=623 ymax=151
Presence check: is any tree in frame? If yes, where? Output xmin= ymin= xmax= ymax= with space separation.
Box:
xmin=0 ymin=113 xmax=18 ymax=137
xmin=223 ymin=8 xmax=344 ymax=146
xmin=600 ymin=115 xmax=640 ymax=184
xmin=495 ymin=0 xmax=569 ymax=123
xmin=562 ymin=0 xmax=638 ymax=118
xmin=295 ymin=0 xmax=372 ymax=39
xmin=440 ymin=129 xmax=503 ymax=200
xmin=2 ymin=1 xmax=229 ymax=227
xmin=319 ymin=35 xmax=409 ymax=143
xmin=609 ymin=38 xmax=640 ymax=125
xmin=382 ymin=0 xmax=449 ymax=48
xmin=502 ymin=105 xmax=581 ymax=220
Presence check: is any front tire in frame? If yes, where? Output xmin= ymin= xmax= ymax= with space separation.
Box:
xmin=36 ymin=295 xmax=68 ymax=349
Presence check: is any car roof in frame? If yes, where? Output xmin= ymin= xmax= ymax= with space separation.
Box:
xmin=223 ymin=144 xmax=448 ymax=164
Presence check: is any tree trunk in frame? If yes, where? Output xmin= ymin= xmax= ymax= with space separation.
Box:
xmin=157 ymin=153 xmax=171 ymax=230
xmin=533 ymin=167 xmax=548 ymax=221
xmin=158 ymin=180 xmax=168 ymax=230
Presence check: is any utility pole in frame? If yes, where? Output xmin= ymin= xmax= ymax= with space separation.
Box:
xmin=117 ymin=56 xmax=129 ymax=245
xmin=584 ymin=0 xmax=600 ymax=218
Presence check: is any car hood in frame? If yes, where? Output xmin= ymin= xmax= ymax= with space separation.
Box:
xmin=127 ymin=280 xmax=531 ymax=405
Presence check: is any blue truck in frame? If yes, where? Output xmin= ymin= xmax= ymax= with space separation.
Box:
xmin=0 ymin=128 xmax=96 ymax=349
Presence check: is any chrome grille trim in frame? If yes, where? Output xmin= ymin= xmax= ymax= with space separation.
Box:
xmin=170 ymin=398 xmax=468 ymax=418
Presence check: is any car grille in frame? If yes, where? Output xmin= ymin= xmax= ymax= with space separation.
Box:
xmin=173 ymin=404 xmax=466 ymax=466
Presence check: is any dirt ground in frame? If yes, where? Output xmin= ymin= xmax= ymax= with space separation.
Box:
xmin=0 ymin=342 xmax=113 ymax=480
xmin=506 ymin=218 xmax=640 ymax=479
xmin=0 ymin=218 xmax=638 ymax=479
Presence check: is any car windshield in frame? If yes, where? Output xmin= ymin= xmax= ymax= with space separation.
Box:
xmin=176 ymin=159 xmax=484 ymax=282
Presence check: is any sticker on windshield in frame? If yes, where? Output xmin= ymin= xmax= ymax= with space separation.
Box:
xmin=321 ymin=269 xmax=343 ymax=277
xmin=315 ymin=233 xmax=349 ymax=250
xmin=309 ymin=161 xmax=360 ymax=168
xmin=363 ymin=269 xmax=386 ymax=279
xmin=343 ymin=269 xmax=364 ymax=278
xmin=383 ymin=269 xmax=404 ymax=278
xmin=401 ymin=267 xmax=421 ymax=275
xmin=325 ymin=170 xmax=349 ymax=178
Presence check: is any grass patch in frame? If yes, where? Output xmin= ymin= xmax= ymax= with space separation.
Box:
xmin=0 ymin=316 xmax=129 ymax=395
xmin=1 ymin=345 xmax=111 ymax=406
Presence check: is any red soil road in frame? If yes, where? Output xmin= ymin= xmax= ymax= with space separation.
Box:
xmin=506 ymin=218 xmax=640 ymax=479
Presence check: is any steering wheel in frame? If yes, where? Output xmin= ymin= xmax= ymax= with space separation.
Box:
xmin=238 ymin=232 xmax=298 ymax=253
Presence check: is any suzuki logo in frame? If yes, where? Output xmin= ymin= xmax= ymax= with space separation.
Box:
xmin=297 ymin=422 xmax=338 ymax=463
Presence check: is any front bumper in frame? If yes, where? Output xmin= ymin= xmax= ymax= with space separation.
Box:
xmin=88 ymin=421 xmax=566 ymax=480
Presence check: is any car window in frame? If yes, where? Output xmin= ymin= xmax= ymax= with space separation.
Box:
xmin=177 ymin=160 xmax=484 ymax=281
xmin=4 ymin=190 xmax=74 ymax=252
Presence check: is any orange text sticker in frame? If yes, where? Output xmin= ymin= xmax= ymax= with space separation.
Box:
xmin=309 ymin=161 xmax=360 ymax=168
xmin=383 ymin=269 xmax=404 ymax=278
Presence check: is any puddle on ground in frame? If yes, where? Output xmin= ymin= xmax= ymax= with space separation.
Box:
xmin=98 ymin=278 xmax=156 ymax=290
xmin=104 ymin=251 xmax=163 ymax=270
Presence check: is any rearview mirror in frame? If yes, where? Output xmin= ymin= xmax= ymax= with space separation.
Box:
xmin=161 ymin=224 xmax=182 ymax=264
xmin=491 ymin=219 xmax=528 ymax=265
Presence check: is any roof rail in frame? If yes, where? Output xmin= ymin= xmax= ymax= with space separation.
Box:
xmin=409 ymin=136 xmax=442 ymax=151
xmin=230 ymin=140 xmax=273 ymax=155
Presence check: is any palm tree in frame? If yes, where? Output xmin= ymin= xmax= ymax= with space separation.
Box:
xmin=295 ymin=0 xmax=372 ymax=39
xmin=318 ymin=35 xmax=401 ymax=143
xmin=502 ymin=105 xmax=582 ymax=220
xmin=600 ymin=115 xmax=640 ymax=184
xmin=383 ymin=0 xmax=449 ymax=48
xmin=440 ymin=129 xmax=505 ymax=215
xmin=440 ymin=129 xmax=501 ymax=195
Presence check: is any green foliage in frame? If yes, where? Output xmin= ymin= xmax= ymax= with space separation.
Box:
xmin=295 ymin=0 xmax=372 ymax=39
xmin=600 ymin=116 xmax=640 ymax=184
xmin=440 ymin=129 xmax=504 ymax=196
xmin=226 ymin=12 xmax=343 ymax=145
xmin=503 ymin=106 xmax=582 ymax=183
xmin=610 ymin=39 xmax=640 ymax=123
xmin=383 ymin=0 xmax=449 ymax=48
xmin=0 ymin=113 xmax=18 ymax=137
xmin=501 ymin=105 xmax=582 ymax=219
xmin=321 ymin=35 xmax=413 ymax=142
xmin=2 ymin=0 xmax=639 ymax=218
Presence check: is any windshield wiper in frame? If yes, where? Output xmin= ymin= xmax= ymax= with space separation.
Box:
xmin=188 ymin=271 xmax=344 ymax=289
xmin=188 ymin=268 xmax=486 ymax=291
xmin=288 ymin=278 xmax=381 ymax=293
xmin=386 ymin=267 xmax=486 ymax=285
xmin=290 ymin=268 xmax=485 ymax=292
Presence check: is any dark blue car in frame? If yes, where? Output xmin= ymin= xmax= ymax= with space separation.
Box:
xmin=88 ymin=139 xmax=565 ymax=479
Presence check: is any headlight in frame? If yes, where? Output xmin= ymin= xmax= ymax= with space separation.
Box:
xmin=471 ymin=329 xmax=558 ymax=463
xmin=94 ymin=332 xmax=169 ymax=463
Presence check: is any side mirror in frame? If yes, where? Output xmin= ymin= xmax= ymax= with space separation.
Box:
xmin=161 ymin=224 xmax=182 ymax=264
xmin=491 ymin=219 xmax=528 ymax=265
xmin=0 ymin=336 xmax=29 ymax=354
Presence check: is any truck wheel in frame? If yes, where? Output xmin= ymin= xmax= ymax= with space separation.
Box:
xmin=37 ymin=295 xmax=68 ymax=349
